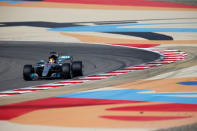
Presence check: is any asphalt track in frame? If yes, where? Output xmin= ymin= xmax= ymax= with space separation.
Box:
xmin=0 ymin=41 xmax=160 ymax=92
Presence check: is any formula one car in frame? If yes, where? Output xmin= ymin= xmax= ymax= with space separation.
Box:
xmin=23 ymin=52 xmax=83 ymax=81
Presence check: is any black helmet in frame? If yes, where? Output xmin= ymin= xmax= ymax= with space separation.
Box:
xmin=49 ymin=52 xmax=58 ymax=63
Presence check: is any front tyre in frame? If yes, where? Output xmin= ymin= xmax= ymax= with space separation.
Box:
xmin=23 ymin=65 xmax=34 ymax=81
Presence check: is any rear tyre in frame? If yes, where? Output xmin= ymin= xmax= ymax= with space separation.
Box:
xmin=72 ymin=61 xmax=83 ymax=77
xmin=61 ymin=63 xmax=72 ymax=79
xmin=23 ymin=65 xmax=34 ymax=81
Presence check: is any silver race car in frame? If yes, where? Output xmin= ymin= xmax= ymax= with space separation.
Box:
xmin=23 ymin=52 xmax=83 ymax=81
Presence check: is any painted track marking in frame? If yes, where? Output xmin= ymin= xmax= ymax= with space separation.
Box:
xmin=0 ymin=47 xmax=187 ymax=97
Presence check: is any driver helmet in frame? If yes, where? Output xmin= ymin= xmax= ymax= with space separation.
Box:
xmin=49 ymin=58 xmax=55 ymax=63
xmin=49 ymin=54 xmax=58 ymax=63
